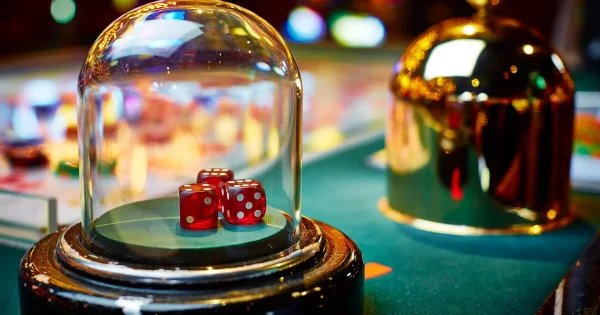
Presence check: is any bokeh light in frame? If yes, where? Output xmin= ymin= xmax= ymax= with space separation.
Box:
xmin=50 ymin=0 xmax=76 ymax=24
xmin=523 ymin=44 xmax=534 ymax=55
xmin=284 ymin=6 xmax=326 ymax=44
xmin=111 ymin=0 xmax=137 ymax=13
xmin=307 ymin=126 xmax=344 ymax=152
xmin=12 ymin=107 xmax=39 ymax=140
xmin=330 ymin=12 xmax=386 ymax=48
xmin=22 ymin=80 xmax=60 ymax=106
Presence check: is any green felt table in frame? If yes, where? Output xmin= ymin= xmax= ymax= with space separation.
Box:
xmin=301 ymin=137 xmax=598 ymax=314
xmin=1 ymin=136 xmax=599 ymax=315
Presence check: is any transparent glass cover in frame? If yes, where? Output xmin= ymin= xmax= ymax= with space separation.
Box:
xmin=77 ymin=0 xmax=302 ymax=265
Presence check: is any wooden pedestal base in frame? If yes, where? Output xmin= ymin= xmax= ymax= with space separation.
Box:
xmin=18 ymin=217 xmax=364 ymax=315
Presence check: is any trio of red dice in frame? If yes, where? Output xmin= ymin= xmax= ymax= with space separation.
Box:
xmin=179 ymin=168 xmax=267 ymax=230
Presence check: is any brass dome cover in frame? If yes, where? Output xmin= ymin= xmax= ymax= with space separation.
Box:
xmin=384 ymin=7 xmax=576 ymax=235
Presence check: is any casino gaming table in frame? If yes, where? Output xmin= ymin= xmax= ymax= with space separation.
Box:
xmin=1 ymin=134 xmax=599 ymax=314
xmin=1 ymin=46 xmax=600 ymax=314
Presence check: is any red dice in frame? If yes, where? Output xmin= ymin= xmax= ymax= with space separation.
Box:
xmin=197 ymin=168 xmax=234 ymax=211
xmin=179 ymin=183 xmax=218 ymax=230
xmin=222 ymin=179 xmax=266 ymax=225
xmin=197 ymin=168 xmax=234 ymax=188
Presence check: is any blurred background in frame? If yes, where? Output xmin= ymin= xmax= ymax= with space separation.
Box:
xmin=0 ymin=0 xmax=598 ymax=66
xmin=0 ymin=0 xmax=599 ymax=240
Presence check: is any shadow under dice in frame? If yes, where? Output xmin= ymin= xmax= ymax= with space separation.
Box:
xmin=223 ymin=180 xmax=266 ymax=225
xmin=179 ymin=183 xmax=218 ymax=230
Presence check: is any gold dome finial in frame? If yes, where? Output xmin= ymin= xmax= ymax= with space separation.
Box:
xmin=466 ymin=0 xmax=500 ymax=15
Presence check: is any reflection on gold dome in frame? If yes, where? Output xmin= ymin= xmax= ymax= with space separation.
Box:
xmin=387 ymin=102 xmax=429 ymax=173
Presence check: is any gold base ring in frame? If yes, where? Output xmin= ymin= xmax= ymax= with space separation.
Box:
xmin=378 ymin=198 xmax=575 ymax=236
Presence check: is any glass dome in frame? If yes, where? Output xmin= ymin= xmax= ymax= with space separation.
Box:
xmin=77 ymin=0 xmax=302 ymax=265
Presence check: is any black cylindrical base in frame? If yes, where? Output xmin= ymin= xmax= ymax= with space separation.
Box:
xmin=18 ymin=220 xmax=364 ymax=315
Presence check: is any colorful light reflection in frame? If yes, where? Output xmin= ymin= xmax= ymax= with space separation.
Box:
xmin=51 ymin=0 xmax=76 ymax=24
xmin=285 ymin=6 xmax=326 ymax=44
xmin=330 ymin=13 xmax=386 ymax=48
xmin=163 ymin=11 xmax=186 ymax=20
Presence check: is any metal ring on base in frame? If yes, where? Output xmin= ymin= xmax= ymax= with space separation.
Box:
xmin=19 ymin=217 xmax=364 ymax=315
xmin=379 ymin=198 xmax=575 ymax=236
xmin=57 ymin=217 xmax=322 ymax=285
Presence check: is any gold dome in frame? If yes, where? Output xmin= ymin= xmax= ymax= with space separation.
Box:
xmin=384 ymin=5 xmax=576 ymax=235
